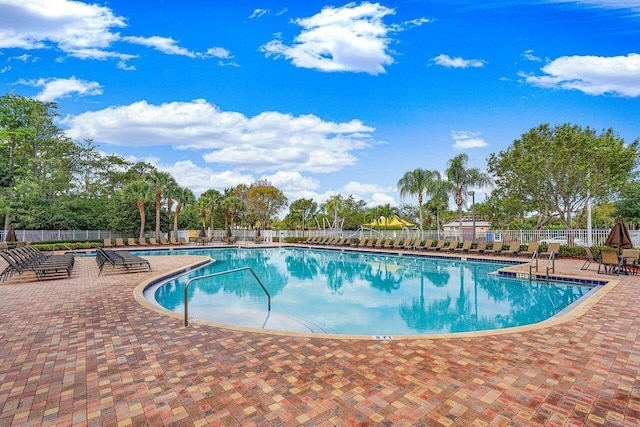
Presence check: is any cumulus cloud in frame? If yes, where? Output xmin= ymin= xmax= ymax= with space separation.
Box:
xmin=524 ymin=53 xmax=640 ymax=97
xmin=261 ymin=2 xmax=402 ymax=75
xmin=0 ymin=0 xmax=232 ymax=67
xmin=152 ymin=160 xmax=254 ymax=196
xmin=18 ymin=76 xmax=103 ymax=102
xmin=0 ymin=0 xmax=125 ymax=54
xmin=550 ymin=0 xmax=640 ymax=13
xmin=62 ymin=99 xmax=376 ymax=174
xmin=431 ymin=54 xmax=485 ymax=68
xmin=451 ymin=131 xmax=488 ymax=150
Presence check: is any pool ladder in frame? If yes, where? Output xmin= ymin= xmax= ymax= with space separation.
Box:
xmin=529 ymin=250 xmax=555 ymax=282
xmin=183 ymin=267 xmax=270 ymax=327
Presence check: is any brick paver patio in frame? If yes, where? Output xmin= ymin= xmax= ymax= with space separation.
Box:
xmin=0 ymin=247 xmax=639 ymax=426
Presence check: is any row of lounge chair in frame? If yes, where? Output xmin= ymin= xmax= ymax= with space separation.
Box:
xmin=299 ymin=237 xmax=562 ymax=258
xmin=104 ymin=237 xmax=188 ymax=247
xmin=0 ymin=245 xmax=75 ymax=282
xmin=95 ymin=247 xmax=151 ymax=275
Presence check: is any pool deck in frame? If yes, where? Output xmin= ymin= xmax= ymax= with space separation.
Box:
xmin=1 ymin=245 xmax=639 ymax=426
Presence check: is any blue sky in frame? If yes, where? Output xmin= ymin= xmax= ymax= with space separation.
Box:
xmin=1 ymin=0 xmax=639 ymax=209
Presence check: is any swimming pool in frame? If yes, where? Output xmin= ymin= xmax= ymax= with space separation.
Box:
xmin=144 ymin=247 xmax=593 ymax=336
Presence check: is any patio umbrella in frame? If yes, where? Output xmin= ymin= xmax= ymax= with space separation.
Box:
xmin=5 ymin=224 xmax=16 ymax=243
xmin=605 ymin=216 xmax=633 ymax=249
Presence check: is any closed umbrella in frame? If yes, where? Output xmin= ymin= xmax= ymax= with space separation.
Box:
xmin=605 ymin=216 xmax=633 ymax=249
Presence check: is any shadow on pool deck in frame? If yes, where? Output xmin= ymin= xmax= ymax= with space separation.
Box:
xmin=1 ymin=248 xmax=639 ymax=426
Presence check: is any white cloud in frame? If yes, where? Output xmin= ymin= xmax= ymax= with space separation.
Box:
xmin=522 ymin=49 xmax=542 ymax=62
xmin=0 ymin=66 xmax=10 ymax=73
xmin=341 ymin=181 xmax=394 ymax=195
xmin=206 ymin=47 xmax=233 ymax=59
xmin=524 ymin=53 xmax=640 ymax=97
xmin=260 ymin=2 xmax=397 ymax=75
xmin=153 ymin=160 xmax=254 ymax=196
xmin=0 ymin=0 xmax=231 ymax=68
xmin=18 ymin=76 xmax=103 ymax=102
xmin=431 ymin=54 xmax=485 ymax=68
xmin=451 ymin=131 xmax=488 ymax=150
xmin=0 ymin=0 xmax=125 ymax=55
xmin=122 ymin=36 xmax=196 ymax=58
xmin=62 ymin=99 xmax=376 ymax=174
xmin=249 ymin=8 xmax=269 ymax=19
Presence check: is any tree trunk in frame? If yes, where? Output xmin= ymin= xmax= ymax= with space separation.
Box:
xmin=137 ymin=199 xmax=146 ymax=241
xmin=155 ymin=191 xmax=162 ymax=239
xmin=173 ymin=203 xmax=182 ymax=239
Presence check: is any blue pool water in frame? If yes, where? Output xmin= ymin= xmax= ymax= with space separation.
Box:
xmin=145 ymin=247 xmax=592 ymax=335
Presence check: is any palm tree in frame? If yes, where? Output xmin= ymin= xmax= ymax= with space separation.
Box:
xmin=445 ymin=154 xmax=492 ymax=239
xmin=173 ymin=187 xmax=195 ymax=239
xmin=398 ymin=168 xmax=435 ymax=239
xmin=149 ymin=171 xmax=176 ymax=239
xmin=198 ymin=189 xmax=222 ymax=232
xmin=425 ymin=171 xmax=452 ymax=238
xmin=377 ymin=203 xmax=398 ymax=232
xmin=219 ymin=196 xmax=244 ymax=238
xmin=122 ymin=180 xmax=152 ymax=241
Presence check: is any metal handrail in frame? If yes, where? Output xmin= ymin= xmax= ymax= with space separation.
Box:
xmin=183 ymin=267 xmax=270 ymax=327
xmin=546 ymin=251 xmax=556 ymax=280
xmin=529 ymin=250 xmax=538 ymax=280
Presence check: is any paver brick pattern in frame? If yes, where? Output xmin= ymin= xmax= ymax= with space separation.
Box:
xmin=0 ymin=251 xmax=639 ymax=426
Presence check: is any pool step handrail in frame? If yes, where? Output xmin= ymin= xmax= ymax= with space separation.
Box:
xmin=184 ymin=267 xmax=270 ymax=327
xmin=529 ymin=250 xmax=538 ymax=280
xmin=546 ymin=251 xmax=556 ymax=281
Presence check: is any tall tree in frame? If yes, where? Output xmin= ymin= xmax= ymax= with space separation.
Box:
xmin=0 ymin=94 xmax=72 ymax=230
xmin=122 ymin=180 xmax=153 ymax=241
xmin=446 ymin=154 xmax=492 ymax=239
xmin=149 ymin=171 xmax=176 ymax=239
xmin=244 ymin=180 xmax=288 ymax=236
xmin=173 ymin=187 xmax=195 ymax=239
xmin=398 ymin=168 xmax=436 ymax=238
xmin=198 ymin=189 xmax=222 ymax=231
xmin=487 ymin=123 xmax=638 ymax=230
xmin=219 ymin=196 xmax=244 ymax=238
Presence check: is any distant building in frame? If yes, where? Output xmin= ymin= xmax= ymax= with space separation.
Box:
xmin=443 ymin=217 xmax=491 ymax=240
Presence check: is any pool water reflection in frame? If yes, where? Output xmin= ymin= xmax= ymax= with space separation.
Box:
xmin=149 ymin=247 xmax=592 ymax=335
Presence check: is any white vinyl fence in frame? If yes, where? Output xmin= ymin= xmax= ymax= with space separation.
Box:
xmin=2 ymin=228 xmax=639 ymax=247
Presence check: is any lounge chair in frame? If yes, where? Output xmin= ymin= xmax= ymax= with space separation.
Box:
xmin=169 ymin=237 xmax=180 ymax=245
xmin=376 ymin=239 xmax=388 ymax=249
xmin=385 ymin=239 xmax=400 ymax=249
xmin=103 ymin=238 xmax=113 ymax=248
xmin=501 ymin=242 xmax=521 ymax=256
xmin=621 ymin=248 xmax=640 ymax=275
xmin=148 ymin=237 xmax=158 ymax=245
xmin=520 ymin=242 xmax=539 ymax=258
xmin=159 ymin=238 xmax=170 ymax=245
xmin=180 ymin=237 xmax=188 ymax=245
xmin=353 ymin=238 xmax=366 ymax=248
xmin=115 ymin=238 xmax=125 ymax=247
xmin=127 ymin=238 xmax=136 ymax=246
xmin=439 ymin=241 xmax=456 ymax=252
xmin=581 ymin=247 xmax=597 ymax=270
xmin=598 ymin=249 xmax=623 ymax=275
xmin=398 ymin=239 xmax=412 ymax=250
xmin=417 ymin=239 xmax=433 ymax=251
xmin=426 ymin=240 xmax=445 ymax=252
xmin=0 ymin=247 xmax=74 ymax=282
xmin=539 ymin=242 xmax=560 ymax=259
xmin=95 ymin=247 xmax=151 ymax=275
xmin=453 ymin=240 xmax=472 ymax=253
xmin=138 ymin=238 xmax=149 ymax=246
xmin=468 ymin=241 xmax=487 ymax=255
xmin=483 ymin=243 xmax=503 ymax=255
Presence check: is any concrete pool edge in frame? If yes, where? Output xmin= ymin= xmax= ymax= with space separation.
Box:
xmin=132 ymin=250 xmax=620 ymax=341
